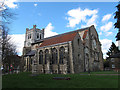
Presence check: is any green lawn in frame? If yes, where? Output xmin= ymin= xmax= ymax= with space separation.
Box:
xmin=2 ymin=71 xmax=119 ymax=88
xmin=79 ymin=70 xmax=119 ymax=74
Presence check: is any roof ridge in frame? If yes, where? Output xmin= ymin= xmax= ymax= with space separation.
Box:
xmin=44 ymin=26 xmax=90 ymax=40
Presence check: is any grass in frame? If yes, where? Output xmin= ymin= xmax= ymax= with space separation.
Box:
xmin=2 ymin=71 xmax=119 ymax=88
xmin=79 ymin=70 xmax=119 ymax=74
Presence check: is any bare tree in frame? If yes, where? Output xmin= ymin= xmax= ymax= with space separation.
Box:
xmin=0 ymin=1 xmax=18 ymax=73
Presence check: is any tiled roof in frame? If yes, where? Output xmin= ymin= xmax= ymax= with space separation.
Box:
xmin=36 ymin=25 xmax=91 ymax=48
xmin=39 ymin=32 xmax=77 ymax=47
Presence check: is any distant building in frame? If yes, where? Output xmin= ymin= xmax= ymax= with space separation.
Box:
xmin=109 ymin=58 xmax=120 ymax=72
xmin=13 ymin=55 xmax=22 ymax=73
xmin=23 ymin=25 xmax=103 ymax=74
xmin=108 ymin=41 xmax=120 ymax=72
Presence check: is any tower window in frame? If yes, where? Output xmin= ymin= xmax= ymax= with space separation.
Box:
xmin=28 ymin=35 xmax=29 ymax=39
xmin=28 ymin=34 xmax=31 ymax=39
xmin=30 ymin=34 xmax=31 ymax=39
xmin=40 ymin=34 xmax=41 ymax=39
xmin=37 ymin=33 xmax=39 ymax=39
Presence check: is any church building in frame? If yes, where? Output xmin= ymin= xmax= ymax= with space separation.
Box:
xmin=23 ymin=25 xmax=103 ymax=74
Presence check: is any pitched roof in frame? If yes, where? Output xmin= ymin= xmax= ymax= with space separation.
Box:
xmin=36 ymin=26 xmax=91 ymax=48
xmin=39 ymin=32 xmax=77 ymax=47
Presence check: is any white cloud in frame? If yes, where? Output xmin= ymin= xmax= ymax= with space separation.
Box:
xmin=9 ymin=34 xmax=25 ymax=55
xmin=115 ymin=41 xmax=118 ymax=46
xmin=100 ymin=22 xmax=113 ymax=32
xmin=102 ymin=14 xmax=112 ymax=22
xmin=4 ymin=0 xmax=18 ymax=8
xmin=100 ymin=39 xmax=112 ymax=59
xmin=86 ymin=15 xmax=98 ymax=26
xmin=66 ymin=7 xmax=98 ymax=28
xmin=106 ymin=32 xmax=113 ymax=36
xmin=81 ymin=14 xmax=98 ymax=28
xmin=44 ymin=23 xmax=58 ymax=38
xmin=115 ymin=41 xmax=120 ymax=48
xmin=34 ymin=4 xmax=37 ymax=7
xmin=99 ymin=32 xmax=102 ymax=35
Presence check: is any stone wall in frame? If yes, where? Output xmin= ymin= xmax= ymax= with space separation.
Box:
xmin=33 ymin=42 xmax=74 ymax=74
xmin=89 ymin=26 xmax=103 ymax=71
xmin=72 ymin=33 xmax=84 ymax=73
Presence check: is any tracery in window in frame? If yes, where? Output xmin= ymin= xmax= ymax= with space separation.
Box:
xmin=45 ymin=49 xmax=49 ymax=64
xmin=59 ymin=47 xmax=65 ymax=64
xmin=39 ymin=50 xmax=43 ymax=64
xmin=52 ymin=48 xmax=58 ymax=64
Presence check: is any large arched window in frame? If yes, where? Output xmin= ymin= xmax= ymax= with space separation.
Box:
xmin=45 ymin=49 xmax=49 ymax=64
xmin=52 ymin=48 xmax=58 ymax=64
xmin=92 ymin=39 xmax=97 ymax=49
xmin=85 ymin=53 xmax=89 ymax=64
xmin=95 ymin=52 xmax=99 ymax=61
xmin=85 ymin=53 xmax=89 ymax=71
xmin=39 ymin=50 xmax=43 ymax=64
xmin=92 ymin=36 xmax=97 ymax=50
xmin=59 ymin=47 xmax=65 ymax=64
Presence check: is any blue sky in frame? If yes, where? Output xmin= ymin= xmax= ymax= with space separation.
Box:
xmin=3 ymin=1 xmax=119 ymax=58
xmin=10 ymin=2 xmax=117 ymax=35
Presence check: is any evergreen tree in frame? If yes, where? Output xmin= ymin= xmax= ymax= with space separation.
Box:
xmin=106 ymin=42 xmax=119 ymax=57
xmin=114 ymin=2 xmax=120 ymax=41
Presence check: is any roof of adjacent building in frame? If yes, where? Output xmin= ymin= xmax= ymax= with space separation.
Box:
xmin=25 ymin=50 xmax=36 ymax=57
xmin=34 ymin=25 xmax=95 ymax=48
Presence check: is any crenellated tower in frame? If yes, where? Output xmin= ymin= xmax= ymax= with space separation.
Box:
xmin=24 ymin=25 xmax=44 ymax=47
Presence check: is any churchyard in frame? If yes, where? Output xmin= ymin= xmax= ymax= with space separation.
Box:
xmin=2 ymin=71 xmax=119 ymax=88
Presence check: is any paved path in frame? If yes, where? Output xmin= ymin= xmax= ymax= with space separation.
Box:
xmin=79 ymin=74 xmax=120 ymax=75
xmin=2 ymin=73 xmax=120 ymax=76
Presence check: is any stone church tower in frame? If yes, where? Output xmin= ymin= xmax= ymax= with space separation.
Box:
xmin=23 ymin=25 xmax=44 ymax=71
